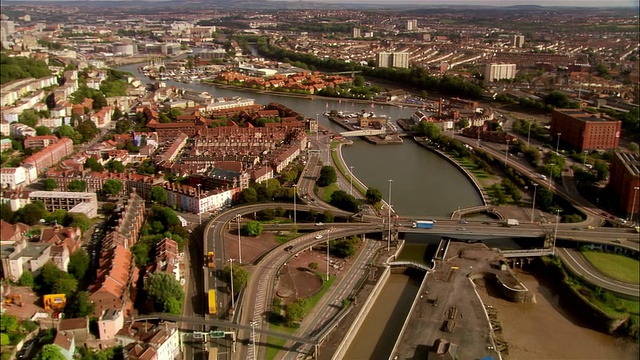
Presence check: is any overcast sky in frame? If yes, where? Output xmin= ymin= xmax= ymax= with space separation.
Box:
xmin=274 ymin=0 xmax=637 ymax=6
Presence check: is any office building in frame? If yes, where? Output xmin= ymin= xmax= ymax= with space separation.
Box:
xmin=484 ymin=63 xmax=517 ymax=82
xmin=377 ymin=52 xmax=410 ymax=69
xmin=550 ymin=109 xmax=621 ymax=151
xmin=352 ymin=27 xmax=361 ymax=38
xmin=406 ymin=19 xmax=418 ymax=31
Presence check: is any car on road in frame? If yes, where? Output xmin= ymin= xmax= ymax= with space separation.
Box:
xmin=460 ymin=219 xmax=468 ymax=224
xmin=315 ymin=234 xmax=323 ymax=239
xmin=284 ymin=245 xmax=293 ymax=252
xmin=457 ymin=227 xmax=467 ymax=231
xmin=572 ymin=227 xmax=581 ymax=231
xmin=538 ymin=174 xmax=547 ymax=180
xmin=587 ymin=226 xmax=595 ymax=230
xmin=315 ymin=222 xmax=324 ymax=226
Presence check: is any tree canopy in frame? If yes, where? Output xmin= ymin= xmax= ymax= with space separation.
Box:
xmin=242 ymin=220 xmax=263 ymax=236
xmin=103 ymin=179 xmax=123 ymax=195
xmin=0 ymin=54 xmax=52 ymax=85
xmin=68 ymin=179 xmax=87 ymax=192
xmin=145 ymin=272 xmax=184 ymax=314
xmin=317 ymin=166 xmax=337 ymax=187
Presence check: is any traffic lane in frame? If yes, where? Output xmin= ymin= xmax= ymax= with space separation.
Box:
xmin=557 ymin=247 xmax=639 ymax=297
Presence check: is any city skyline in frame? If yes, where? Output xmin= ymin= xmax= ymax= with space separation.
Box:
xmin=2 ymin=0 xmax=638 ymax=6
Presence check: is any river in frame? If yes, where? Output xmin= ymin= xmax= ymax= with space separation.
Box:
xmin=117 ymin=62 xmax=483 ymax=217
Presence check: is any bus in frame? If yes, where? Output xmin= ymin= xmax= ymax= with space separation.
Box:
xmin=208 ymin=290 xmax=217 ymax=315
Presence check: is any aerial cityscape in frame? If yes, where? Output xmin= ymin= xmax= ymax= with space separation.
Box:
xmin=0 ymin=1 xmax=638 ymax=360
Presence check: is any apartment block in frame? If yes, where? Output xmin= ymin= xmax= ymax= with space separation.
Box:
xmin=484 ymin=63 xmax=517 ymax=82
xmin=377 ymin=52 xmax=410 ymax=69
xmin=28 ymin=191 xmax=98 ymax=218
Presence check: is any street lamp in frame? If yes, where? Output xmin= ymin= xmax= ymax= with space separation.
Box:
xmin=388 ymin=179 xmax=393 ymax=252
xmin=316 ymin=114 xmax=320 ymax=141
xmin=349 ymin=166 xmax=355 ymax=196
xmin=504 ymin=139 xmax=510 ymax=168
xmin=552 ymin=209 xmax=561 ymax=256
xmin=293 ymin=184 xmax=297 ymax=228
xmin=531 ymin=183 xmax=538 ymax=223
xmin=548 ymin=163 xmax=554 ymax=189
xmin=527 ymin=120 xmax=532 ymax=148
xmin=229 ymin=258 xmax=235 ymax=311
xmin=237 ymin=214 xmax=242 ymax=264
xmin=197 ymin=184 xmax=202 ymax=225
xmin=326 ymin=238 xmax=330 ymax=281
xmin=556 ymin=133 xmax=561 ymax=154
xmin=630 ymin=186 xmax=639 ymax=224
xmin=583 ymin=150 xmax=588 ymax=168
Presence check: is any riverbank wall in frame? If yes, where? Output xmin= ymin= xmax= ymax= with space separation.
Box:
xmin=331 ymin=266 xmax=391 ymax=360
xmin=537 ymin=258 xmax=629 ymax=335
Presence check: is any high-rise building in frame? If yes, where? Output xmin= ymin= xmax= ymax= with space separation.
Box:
xmin=484 ymin=63 xmax=517 ymax=82
xmin=406 ymin=19 xmax=418 ymax=31
xmin=377 ymin=52 xmax=410 ymax=69
xmin=352 ymin=27 xmax=361 ymax=39
xmin=512 ymin=35 xmax=525 ymax=47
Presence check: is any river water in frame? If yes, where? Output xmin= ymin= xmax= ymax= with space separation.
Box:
xmin=117 ymin=62 xmax=483 ymax=217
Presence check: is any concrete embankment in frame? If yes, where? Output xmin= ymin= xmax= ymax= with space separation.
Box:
xmin=331 ymin=266 xmax=390 ymax=360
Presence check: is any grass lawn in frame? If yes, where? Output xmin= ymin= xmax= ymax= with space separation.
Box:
xmin=581 ymin=250 xmax=640 ymax=284
xmin=274 ymin=231 xmax=301 ymax=244
xmin=321 ymin=183 xmax=340 ymax=203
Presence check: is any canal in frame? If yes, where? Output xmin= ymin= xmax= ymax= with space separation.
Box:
xmin=342 ymin=271 xmax=422 ymax=360
xmin=117 ymin=63 xmax=483 ymax=217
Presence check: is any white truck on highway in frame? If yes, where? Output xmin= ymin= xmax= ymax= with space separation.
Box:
xmin=505 ymin=219 xmax=519 ymax=227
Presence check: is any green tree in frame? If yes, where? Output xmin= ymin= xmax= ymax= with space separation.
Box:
xmin=222 ymin=263 xmax=249 ymax=295
xmin=0 ymin=314 xmax=19 ymax=332
xmin=68 ymin=249 xmax=90 ymax=280
xmin=66 ymin=291 xmax=95 ymax=318
xmin=52 ymin=276 xmax=77 ymax=297
xmin=68 ymin=179 xmax=87 ymax=192
xmin=35 ymin=344 xmax=66 ymax=360
xmin=0 ymin=203 xmax=13 ymax=222
xmin=240 ymin=187 xmax=258 ymax=203
xmin=594 ymin=160 xmax=609 ymax=181
xmin=150 ymin=186 xmax=167 ymax=203
xmin=76 ymin=119 xmax=99 ymax=142
xmin=18 ymin=271 xmax=35 ymax=287
xmin=84 ymin=157 xmax=104 ymax=172
xmin=317 ymin=166 xmax=337 ymax=187
xmin=242 ymin=220 xmax=263 ymax=236
xmin=413 ymin=121 xmax=441 ymax=139
xmin=64 ymin=212 xmax=92 ymax=232
xmin=43 ymin=178 xmax=58 ymax=191
xmin=35 ymin=126 xmax=52 ymax=136
xmin=365 ymin=188 xmax=382 ymax=204
xmin=105 ymin=161 xmax=125 ymax=173
xmin=330 ymin=190 xmax=359 ymax=213
xmin=285 ymin=298 xmax=308 ymax=326
xmin=330 ymin=236 xmax=359 ymax=258
xmin=12 ymin=202 xmax=47 ymax=225
xmin=145 ymin=272 xmax=184 ymax=314
xmin=103 ymin=179 xmax=123 ymax=196
xmin=18 ymin=109 xmax=40 ymax=127
xmin=45 ymin=209 xmax=67 ymax=226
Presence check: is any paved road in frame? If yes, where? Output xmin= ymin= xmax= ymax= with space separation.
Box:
xmin=556 ymin=247 xmax=640 ymax=297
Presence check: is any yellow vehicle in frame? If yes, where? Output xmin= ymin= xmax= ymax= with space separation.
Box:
xmin=208 ymin=290 xmax=217 ymax=315
xmin=207 ymin=251 xmax=215 ymax=268
xmin=587 ymin=226 xmax=595 ymax=230
xmin=43 ymin=294 xmax=66 ymax=311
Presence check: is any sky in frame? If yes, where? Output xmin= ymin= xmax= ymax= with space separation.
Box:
xmin=274 ymin=0 xmax=637 ymax=6
xmin=4 ymin=0 xmax=637 ymax=6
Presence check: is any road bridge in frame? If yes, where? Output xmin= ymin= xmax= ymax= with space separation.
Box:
xmin=387 ymin=260 xmax=432 ymax=271
xmin=339 ymin=129 xmax=386 ymax=137
xmin=131 ymin=314 xmax=319 ymax=345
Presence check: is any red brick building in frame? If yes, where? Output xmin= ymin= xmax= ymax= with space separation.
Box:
xmin=609 ymin=152 xmax=640 ymax=218
xmin=550 ymin=109 xmax=621 ymax=151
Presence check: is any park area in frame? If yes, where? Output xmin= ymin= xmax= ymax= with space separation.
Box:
xmin=581 ymin=250 xmax=640 ymax=284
